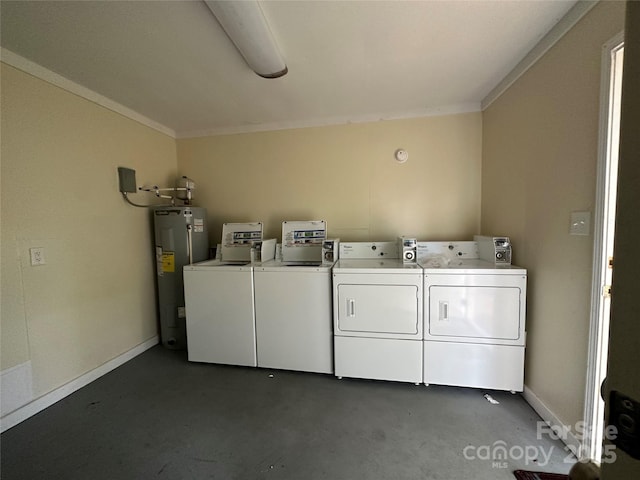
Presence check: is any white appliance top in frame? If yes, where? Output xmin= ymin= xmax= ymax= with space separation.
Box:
xmin=420 ymin=258 xmax=526 ymax=274
xmin=333 ymin=242 xmax=420 ymax=274
xmin=219 ymin=222 xmax=263 ymax=262
xmin=417 ymin=241 xmax=524 ymax=273
xmin=253 ymin=259 xmax=333 ymax=273
xmin=281 ymin=220 xmax=326 ymax=263
xmin=184 ymin=259 xmax=253 ymax=271
xmin=333 ymin=258 xmax=422 ymax=274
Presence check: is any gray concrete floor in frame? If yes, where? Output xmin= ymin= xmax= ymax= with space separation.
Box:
xmin=1 ymin=346 xmax=574 ymax=479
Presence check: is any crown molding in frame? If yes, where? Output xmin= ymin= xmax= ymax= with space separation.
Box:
xmin=1 ymin=48 xmax=176 ymax=138
xmin=176 ymin=103 xmax=481 ymax=139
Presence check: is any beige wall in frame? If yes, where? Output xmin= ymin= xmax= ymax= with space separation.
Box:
xmin=177 ymin=113 xmax=482 ymax=245
xmin=481 ymin=1 xmax=625 ymax=428
xmin=0 ymin=63 xmax=177 ymax=399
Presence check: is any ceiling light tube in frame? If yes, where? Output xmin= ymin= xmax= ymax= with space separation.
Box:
xmin=204 ymin=0 xmax=288 ymax=79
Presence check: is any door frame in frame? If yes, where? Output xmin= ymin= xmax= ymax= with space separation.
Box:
xmin=583 ymin=30 xmax=624 ymax=462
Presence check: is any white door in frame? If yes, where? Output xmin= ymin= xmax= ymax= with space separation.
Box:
xmin=428 ymin=285 xmax=522 ymax=340
xmin=585 ymin=34 xmax=624 ymax=464
xmin=424 ymin=273 xmax=526 ymax=345
xmin=184 ymin=269 xmax=257 ymax=366
xmin=336 ymin=284 xmax=420 ymax=336
xmin=254 ymin=270 xmax=333 ymax=374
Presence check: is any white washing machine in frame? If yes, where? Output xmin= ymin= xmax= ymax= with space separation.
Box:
xmin=183 ymin=222 xmax=263 ymax=367
xmin=418 ymin=241 xmax=527 ymax=391
xmin=332 ymin=242 xmax=423 ymax=384
xmin=253 ymin=221 xmax=334 ymax=374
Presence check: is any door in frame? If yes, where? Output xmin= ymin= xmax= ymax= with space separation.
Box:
xmin=336 ymin=284 xmax=420 ymax=336
xmin=424 ymin=273 xmax=526 ymax=345
xmin=254 ymin=269 xmax=333 ymax=373
xmin=601 ymin=3 xmax=640 ymax=477
xmin=585 ymin=32 xmax=624 ymax=463
xmin=183 ymin=268 xmax=257 ymax=366
xmin=428 ymin=285 xmax=521 ymax=340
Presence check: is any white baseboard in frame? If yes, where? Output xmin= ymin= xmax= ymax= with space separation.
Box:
xmin=1 ymin=361 xmax=34 ymax=417
xmin=522 ymin=384 xmax=582 ymax=457
xmin=0 ymin=336 xmax=158 ymax=433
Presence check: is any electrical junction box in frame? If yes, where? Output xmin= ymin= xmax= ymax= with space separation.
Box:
xmin=117 ymin=167 xmax=137 ymax=193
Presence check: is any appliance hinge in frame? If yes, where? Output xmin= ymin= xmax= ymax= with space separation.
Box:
xmin=603 ymin=285 xmax=612 ymax=298
xmin=608 ymin=256 xmax=614 ymax=269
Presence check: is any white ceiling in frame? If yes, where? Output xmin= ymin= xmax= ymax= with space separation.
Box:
xmin=1 ymin=0 xmax=579 ymax=138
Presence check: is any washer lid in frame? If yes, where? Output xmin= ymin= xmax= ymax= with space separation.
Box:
xmin=183 ymin=259 xmax=253 ymax=271
xmin=254 ymin=259 xmax=332 ymax=272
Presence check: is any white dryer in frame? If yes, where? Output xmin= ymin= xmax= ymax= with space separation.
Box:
xmin=332 ymin=242 xmax=423 ymax=384
xmin=183 ymin=222 xmax=263 ymax=367
xmin=419 ymin=241 xmax=527 ymax=391
xmin=253 ymin=221 xmax=334 ymax=374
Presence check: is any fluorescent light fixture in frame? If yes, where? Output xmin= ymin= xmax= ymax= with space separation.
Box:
xmin=204 ymin=0 xmax=288 ymax=79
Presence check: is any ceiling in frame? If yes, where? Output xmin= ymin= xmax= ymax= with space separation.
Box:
xmin=1 ymin=0 xmax=579 ymax=138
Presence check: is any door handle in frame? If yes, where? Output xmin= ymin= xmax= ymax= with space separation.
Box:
xmin=347 ymin=298 xmax=356 ymax=317
xmin=439 ymin=301 xmax=449 ymax=321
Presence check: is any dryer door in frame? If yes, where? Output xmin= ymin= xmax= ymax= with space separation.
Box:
xmin=336 ymin=284 xmax=420 ymax=337
xmin=428 ymin=285 xmax=521 ymax=341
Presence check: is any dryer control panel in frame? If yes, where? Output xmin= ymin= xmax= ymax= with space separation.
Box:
xmin=339 ymin=242 xmax=399 ymax=259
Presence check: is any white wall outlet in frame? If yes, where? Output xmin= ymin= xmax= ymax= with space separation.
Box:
xmin=30 ymin=247 xmax=46 ymax=266
xmin=570 ymin=211 xmax=591 ymax=236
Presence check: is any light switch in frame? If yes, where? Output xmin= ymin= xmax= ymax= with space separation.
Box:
xmin=570 ymin=211 xmax=591 ymax=236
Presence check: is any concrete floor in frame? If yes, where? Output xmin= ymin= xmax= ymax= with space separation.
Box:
xmin=1 ymin=346 xmax=574 ymax=479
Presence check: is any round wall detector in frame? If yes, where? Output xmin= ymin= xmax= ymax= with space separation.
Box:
xmin=394 ymin=149 xmax=409 ymax=163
